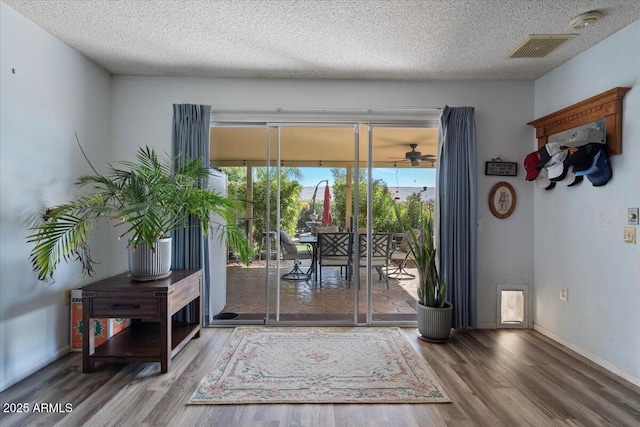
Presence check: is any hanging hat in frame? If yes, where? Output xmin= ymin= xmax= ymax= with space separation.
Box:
xmin=560 ymin=166 xmax=584 ymax=187
xmin=542 ymin=143 xmax=568 ymax=182
xmin=587 ymin=150 xmax=612 ymax=187
xmin=536 ymin=142 xmax=564 ymax=169
xmin=535 ymin=167 xmax=556 ymax=190
xmin=566 ymin=127 xmax=605 ymax=147
xmin=524 ymin=151 xmax=541 ymax=181
xmin=574 ymin=148 xmax=602 ymax=177
xmin=564 ymin=143 xmax=602 ymax=174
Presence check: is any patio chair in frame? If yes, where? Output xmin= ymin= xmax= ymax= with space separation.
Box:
xmin=317 ymin=232 xmax=353 ymax=288
xmin=314 ymin=225 xmax=339 ymax=235
xmin=358 ymin=233 xmax=392 ymax=289
xmin=388 ymin=230 xmax=420 ymax=280
xmin=280 ymin=230 xmax=313 ymax=281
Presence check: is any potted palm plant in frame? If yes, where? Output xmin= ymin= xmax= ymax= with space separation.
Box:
xmin=394 ymin=204 xmax=452 ymax=342
xmin=28 ymin=144 xmax=251 ymax=281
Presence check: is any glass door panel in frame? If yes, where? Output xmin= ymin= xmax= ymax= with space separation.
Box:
xmin=209 ymin=126 xmax=270 ymax=323
xmin=367 ymin=125 xmax=437 ymax=324
xmin=265 ymin=123 xmax=359 ymax=325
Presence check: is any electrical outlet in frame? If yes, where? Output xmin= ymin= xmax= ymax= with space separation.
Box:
xmin=623 ymin=227 xmax=636 ymax=244
xmin=560 ymin=287 xmax=568 ymax=302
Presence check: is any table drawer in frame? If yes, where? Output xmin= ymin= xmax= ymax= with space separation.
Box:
xmin=91 ymin=297 xmax=158 ymax=318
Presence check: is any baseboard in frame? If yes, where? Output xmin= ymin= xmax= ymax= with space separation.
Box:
xmin=534 ymin=323 xmax=640 ymax=388
xmin=476 ymin=322 xmax=497 ymax=329
xmin=0 ymin=345 xmax=70 ymax=392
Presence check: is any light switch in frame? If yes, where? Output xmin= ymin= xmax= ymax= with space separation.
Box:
xmin=623 ymin=227 xmax=636 ymax=244
xmin=629 ymin=208 xmax=639 ymax=226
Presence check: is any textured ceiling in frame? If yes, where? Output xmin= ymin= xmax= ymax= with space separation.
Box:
xmin=4 ymin=0 xmax=640 ymax=80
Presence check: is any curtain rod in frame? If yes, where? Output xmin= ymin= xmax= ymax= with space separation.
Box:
xmin=210 ymin=105 xmax=442 ymax=113
xmin=210 ymin=105 xmax=442 ymax=124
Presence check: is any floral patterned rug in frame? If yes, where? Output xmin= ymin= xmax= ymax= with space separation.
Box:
xmin=188 ymin=327 xmax=451 ymax=404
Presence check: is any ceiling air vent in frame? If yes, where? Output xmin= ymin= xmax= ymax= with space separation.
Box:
xmin=506 ymin=34 xmax=577 ymax=58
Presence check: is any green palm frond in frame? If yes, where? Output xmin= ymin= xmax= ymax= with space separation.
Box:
xmin=27 ymin=145 xmax=251 ymax=279
xmin=27 ymin=206 xmax=96 ymax=280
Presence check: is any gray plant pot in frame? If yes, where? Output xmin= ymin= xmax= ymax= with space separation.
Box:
xmin=128 ymin=237 xmax=172 ymax=280
xmin=416 ymin=301 xmax=453 ymax=342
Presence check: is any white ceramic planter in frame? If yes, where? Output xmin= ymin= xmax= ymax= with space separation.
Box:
xmin=128 ymin=237 xmax=172 ymax=280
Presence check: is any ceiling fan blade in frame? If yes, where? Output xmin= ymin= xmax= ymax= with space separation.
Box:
xmin=418 ymin=155 xmax=436 ymax=160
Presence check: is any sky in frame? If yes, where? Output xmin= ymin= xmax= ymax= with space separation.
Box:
xmin=298 ymin=167 xmax=436 ymax=188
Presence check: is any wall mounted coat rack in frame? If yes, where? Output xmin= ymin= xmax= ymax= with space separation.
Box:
xmin=527 ymin=87 xmax=630 ymax=155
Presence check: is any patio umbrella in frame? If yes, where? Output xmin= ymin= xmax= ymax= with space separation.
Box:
xmin=321 ymin=184 xmax=332 ymax=225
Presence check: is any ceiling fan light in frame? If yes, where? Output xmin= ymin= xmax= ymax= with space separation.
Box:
xmin=411 ymin=158 xmax=419 ymax=167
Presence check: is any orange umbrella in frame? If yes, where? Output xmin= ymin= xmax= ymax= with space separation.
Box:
xmin=321 ymin=184 xmax=332 ymax=225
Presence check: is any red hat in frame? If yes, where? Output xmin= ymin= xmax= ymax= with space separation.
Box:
xmin=524 ymin=151 xmax=541 ymax=181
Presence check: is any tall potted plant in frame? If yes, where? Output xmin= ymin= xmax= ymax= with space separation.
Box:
xmin=28 ymin=145 xmax=251 ymax=281
xmin=394 ymin=204 xmax=452 ymax=342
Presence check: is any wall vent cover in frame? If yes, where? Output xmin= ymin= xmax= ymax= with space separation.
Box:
xmin=506 ymin=34 xmax=577 ymax=58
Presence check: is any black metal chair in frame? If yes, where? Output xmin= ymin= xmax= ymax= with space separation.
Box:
xmin=279 ymin=230 xmax=313 ymax=281
xmin=388 ymin=230 xmax=420 ymax=280
xmin=358 ymin=233 xmax=392 ymax=289
xmin=317 ymin=232 xmax=353 ymax=288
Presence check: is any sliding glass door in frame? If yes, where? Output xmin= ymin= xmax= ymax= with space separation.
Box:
xmin=208 ymin=118 xmax=437 ymax=326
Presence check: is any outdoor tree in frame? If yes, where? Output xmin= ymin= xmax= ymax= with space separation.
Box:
xmin=404 ymin=192 xmax=424 ymax=230
xmin=221 ymin=166 xmax=303 ymax=246
xmin=331 ymin=168 xmax=403 ymax=232
xmin=296 ymin=201 xmax=312 ymax=232
xmin=222 ymin=167 xmax=250 ymax=206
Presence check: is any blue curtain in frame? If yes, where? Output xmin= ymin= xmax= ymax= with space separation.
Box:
xmin=438 ymin=106 xmax=477 ymax=329
xmin=171 ymin=104 xmax=211 ymax=322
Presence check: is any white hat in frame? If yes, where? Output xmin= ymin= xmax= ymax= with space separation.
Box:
xmin=567 ymin=127 xmax=605 ymax=146
xmin=535 ymin=167 xmax=555 ymax=190
xmin=544 ymin=146 xmax=568 ymax=181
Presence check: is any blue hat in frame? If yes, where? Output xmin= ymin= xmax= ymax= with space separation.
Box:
xmin=574 ymin=148 xmax=602 ymax=177
xmin=565 ymin=143 xmax=601 ymax=174
xmin=587 ymin=150 xmax=612 ymax=186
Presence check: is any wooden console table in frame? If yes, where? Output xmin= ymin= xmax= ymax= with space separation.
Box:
xmin=82 ymin=269 xmax=202 ymax=373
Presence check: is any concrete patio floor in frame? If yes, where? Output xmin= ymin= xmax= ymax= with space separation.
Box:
xmin=219 ymin=260 xmax=420 ymax=323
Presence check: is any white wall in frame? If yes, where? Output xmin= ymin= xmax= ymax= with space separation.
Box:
xmin=111 ymin=76 xmax=535 ymax=329
xmin=533 ymin=20 xmax=640 ymax=386
xmin=0 ymin=3 xmax=113 ymax=391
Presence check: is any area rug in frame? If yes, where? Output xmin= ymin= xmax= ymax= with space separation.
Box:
xmin=187 ymin=327 xmax=450 ymax=404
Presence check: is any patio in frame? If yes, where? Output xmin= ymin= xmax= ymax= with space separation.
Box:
xmin=220 ymin=259 xmax=420 ymax=323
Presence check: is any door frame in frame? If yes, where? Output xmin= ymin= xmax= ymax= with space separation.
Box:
xmin=208 ymin=113 xmax=438 ymax=327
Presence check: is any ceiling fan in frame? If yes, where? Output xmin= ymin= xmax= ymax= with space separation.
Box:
xmin=391 ymin=143 xmax=436 ymax=167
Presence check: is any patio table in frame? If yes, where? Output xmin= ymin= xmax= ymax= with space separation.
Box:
xmin=298 ymin=234 xmax=318 ymax=276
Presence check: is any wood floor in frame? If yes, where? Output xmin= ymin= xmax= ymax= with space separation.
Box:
xmin=1 ymin=328 xmax=639 ymax=427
